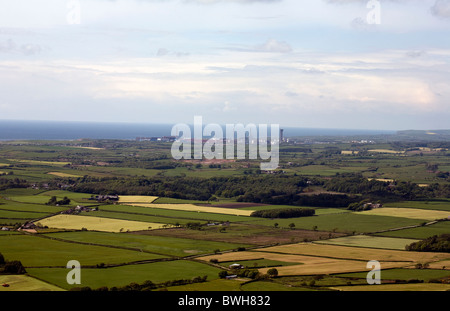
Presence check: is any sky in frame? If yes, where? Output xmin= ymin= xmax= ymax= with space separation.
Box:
xmin=0 ymin=0 xmax=449 ymax=130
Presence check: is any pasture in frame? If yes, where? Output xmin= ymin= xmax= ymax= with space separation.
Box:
xmin=314 ymin=235 xmax=420 ymax=250
xmin=43 ymin=231 xmax=248 ymax=257
xmin=0 ymin=234 xmax=163 ymax=267
xmin=27 ymin=260 xmax=221 ymax=290
xmin=358 ymin=208 xmax=450 ymax=221
xmin=0 ymin=275 xmax=64 ymax=291
xmin=118 ymin=195 xmax=159 ymax=203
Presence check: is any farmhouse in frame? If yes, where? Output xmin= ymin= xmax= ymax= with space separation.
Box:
xmin=91 ymin=195 xmax=119 ymax=202
xmin=229 ymin=263 xmax=244 ymax=269
xmin=363 ymin=203 xmax=382 ymax=209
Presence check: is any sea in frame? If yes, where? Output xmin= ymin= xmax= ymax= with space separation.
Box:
xmin=0 ymin=120 xmax=395 ymax=141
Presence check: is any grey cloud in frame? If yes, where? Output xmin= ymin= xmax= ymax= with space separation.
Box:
xmin=254 ymin=39 xmax=292 ymax=53
xmin=431 ymin=0 xmax=450 ymax=19
xmin=0 ymin=39 xmax=42 ymax=55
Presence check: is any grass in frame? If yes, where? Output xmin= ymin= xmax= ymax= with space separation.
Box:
xmin=98 ymin=204 xmax=253 ymax=223
xmin=43 ymin=231 xmax=248 ymax=257
xmin=331 ymin=283 xmax=450 ymax=291
xmin=243 ymin=212 xmax=424 ymax=233
xmin=27 ymin=260 xmax=221 ymax=290
xmin=314 ymin=235 xmax=420 ymax=250
xmin=122 ymin=203 xmax=254 ymax=217
xmin=47 ymin=172 xmax=81 ymax=178
xmin=0 ymin=275 xmax=64 ymax=291
xmin=358 ymin=208 xmax=450 ymax=221
xmin=7 ymin=159 xmax=71 ymax=166
xmin=37 ymin=214 xmax=171 ymax=232
xmin=118 ymin=195 xmax=159 ymax=203
xmin=384 ymin=200 xmax=450 ymax=212
xmin=241 ymin=281 xmax=313 ymax=291
xmin=335 ymin=268 xmax=450 ymax=282
xmin=219 ymin=258 xmax=299 ymax=268
xmin=0 ymin=234 xmax=164 ymax=267
xmin=374 ymin=221 xmax=450 ymax=239
xmin=167 ymin=278 xmax=245 ymax=291
xmin=257 ymin=243 xmax=450 ymax=263
xmin=153 ymin=197 xmax=208 ymax=204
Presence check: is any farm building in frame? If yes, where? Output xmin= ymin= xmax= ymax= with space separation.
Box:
xmin=229 ymin=263 xmax=244 ymax=269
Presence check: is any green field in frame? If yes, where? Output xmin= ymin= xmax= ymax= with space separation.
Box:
xmin=43 ymin=231 xmax=249 ymax=257
xmin=1 ymin=138 xmax=449 ymax=292
xmin=374 ymin=221 xmax=450 ymax=239
xmin=27 ymin=260 xmax=221 ymax=290
xmin=335 ymin=268 xmax=450 ymax=282
xmin=243 ymin=212 xmax=424 ymax=233
xmin=0 ymin=234 xmax=164 ymax=267
xmin=384 ymin=200 xmax=450 ymax=212
xmin=0 ymin=275 xmax=64 ymax=291
xmin=314 ymin=235 xmax=420 ymax=250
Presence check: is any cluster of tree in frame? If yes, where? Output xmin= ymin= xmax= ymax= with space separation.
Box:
xmin=46 ymin=196 xmax=71 ymax=206
xmin=67 ymin=175 xmax=312 ymax=202
xmin=0 ymin=178 xmax=29 ymax=191
xmin=405 ymin=234 xmax=450 ymax=253
xmin=219 ymin=269 xmax=260 ymax=280
xmin=0 ymin=253 xmax=26 ymax=274
xmin=69 ymin=276 xmax=208 ymax=291
xmin=238 ymin=192 xmax=358 ymax=207
xmin=219 ymin=267 xmax=278 ymax=280
xmin=347 ymin=199 xmax=381 ymax=211
xmin=324 ymin=173 xmax=450 ymax=200
xmin=250 ymin=208 xmax=315 ymax=219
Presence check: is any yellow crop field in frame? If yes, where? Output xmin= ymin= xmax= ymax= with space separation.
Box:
xmin=368 ymin=149 xmax=404 ymax=154
xmin=70 ymin=146 xmax=104 ymax=150
xmin=358 ymin=207 xmax=450 ymax=221
xmin=124 ymin=203 xmax=254 ymax=216
xmin=8 ymin=159 xmax=71 ymax=166
xmin=331 ymin=283 xmax=450 ymax=291
xmin=257 ymin=243 xmax=450 ymax=264
xmin=198 ymin=250 xmax=409 ymax=276
xmin=47 ymin=172 xmax=81 ymax=178
xmin=38 ymin=214 xmax=170 ymax=233
xmin=0 ymin=275 xmax=64 ymax=291
xmin=368 ymin=178 xmax=395 ymax=183
xmin=258 ymin=260 xmax=407 ymax=276
xmin=118 ymin=195 xmax=159 ymax=203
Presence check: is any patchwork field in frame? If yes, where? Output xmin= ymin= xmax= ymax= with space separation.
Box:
xmin=37 ymin=214 xmax=171 ymax=232
xmin=257 ymin=243 xmax=450 ymax=264
xmin=27 ymin=260 xmax=221 ymax=290
xmin=197 ymin=250 xmax=408 ymax=276
xmin=118 ymin=195 xmax=159 ymax=203
xmin=124 ymin=203 xmax=254 ymax=216
xmin=359 ymin=208 xmax=450 ymax=221
xmin=0 ymin=234 xmax=163 ymax=267
xmin=331 ymin=283 xmax=450 ymax=291
xmin=47 ymin=172 xmax=81 ymax=178
xmin=314 ymin=235 xmax=420 ymax=250
xmin=0 ymin=275 xmax=64 ymax=291
xmin=43 ymin=231 xmax=248 ymax=257
xmin=7 ymin=159 xmax=71 ymax=166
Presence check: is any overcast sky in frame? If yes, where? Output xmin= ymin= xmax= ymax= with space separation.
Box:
xmin=0 ymin=0 xmax=449 ymax=130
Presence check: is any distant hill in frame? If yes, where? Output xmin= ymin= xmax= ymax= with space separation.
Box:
xmin=395 ymin=130 xmax=450 ymax=141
